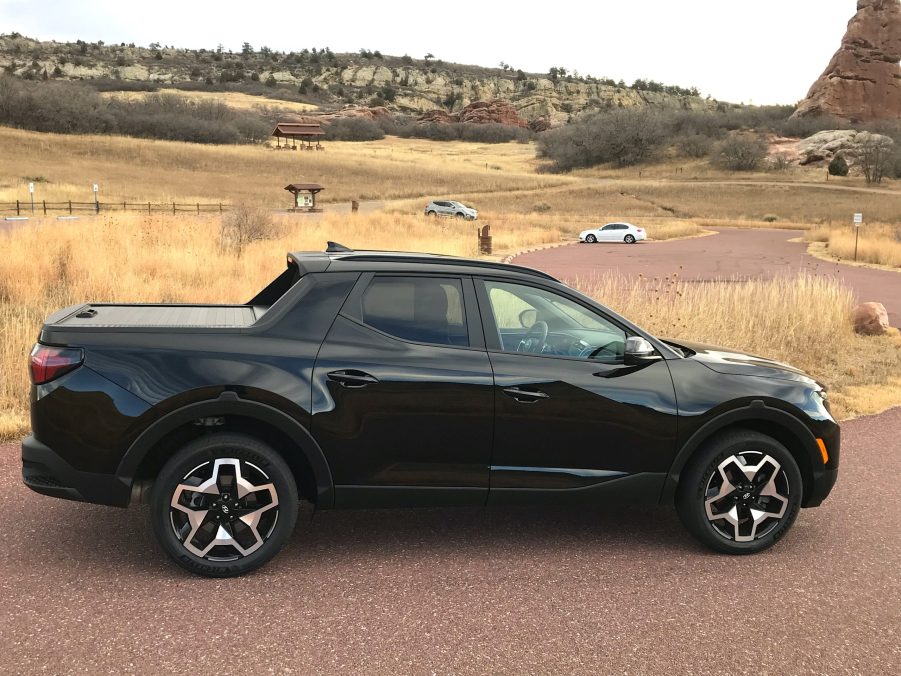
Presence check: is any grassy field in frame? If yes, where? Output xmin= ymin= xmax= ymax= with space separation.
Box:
xmin=100 ymin=89 xmax=319 ymax=113
xmin=806 ymin=224 xmax=901 ymax=268
xmin=0 ymin=127 xmax=565 ymax=207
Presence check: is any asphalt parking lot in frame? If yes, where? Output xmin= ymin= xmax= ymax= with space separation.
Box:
xmin=1 ymin=406 xmax=899 ymax=674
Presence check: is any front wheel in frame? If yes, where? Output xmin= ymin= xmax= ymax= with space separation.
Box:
xmin=624 ymin=234 xmax=636 ymax=244
xmin=150 ymin=433 xmax=299 ymax=577
xmin=454 ymin=212 xmax=465 ymax=218
xmin=676 ymin=430 xmax=802 ymax=554
xmin=585 ymin=234 xmax=597 ymax=243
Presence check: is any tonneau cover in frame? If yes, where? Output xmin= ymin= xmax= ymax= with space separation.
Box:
xmin=50 ymin=304 xmax=258 ymax=329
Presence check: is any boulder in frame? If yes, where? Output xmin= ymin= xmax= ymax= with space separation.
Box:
xmin=796 ymin=129 xmax=894 ymax=166
xmin=793 ymin=0 xmax=901 ymax=122
xmin=852 ymin=302 xmax=891 ymax=335
xmin=416 ymin=100 xmax=529 ymax=127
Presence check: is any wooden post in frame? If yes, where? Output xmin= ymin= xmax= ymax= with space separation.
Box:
xmin=68 ymin=200 xmax=72 ymax=215
xmin=148 ymin=202 xmax=151 ymax=214
xmin=123 ymin=201 xmax=126 ymax=211
xmin=219 ymin=203 xmax=223 ymax=213
xmin=16 ymin=200 xmax=19 ymax=216
xmin=197 ymin=203 xmax=200 ymax=215
xmin=42 ymin=200 xmax=47 ymax=215
xmin=172 ymin=202 xmax=176 ymax=215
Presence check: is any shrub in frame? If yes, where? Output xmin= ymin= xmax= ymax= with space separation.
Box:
xmin=712 ymin=133 xmax=768 ymax=171
xmin=532 ymin=202 xmax=552 ymax=213
xmin=537 ymin=108 xmax=667 ymax=170
xmin=762 ymin=214 xmax=778 ymax=222
xmin=828 ymin=155 xmax=849 ymax=177
xmin=323 ymin=117 xmax=385 ymax=141
xmin=675 ymin=133 xmax=713 ymax=158
xmin=219 ymin=205 xmax=278 ymax=254
xmin=768 ymin=153 xmax=791 ymax=172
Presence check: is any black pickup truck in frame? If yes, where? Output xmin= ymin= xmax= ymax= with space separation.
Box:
xmin=24 ymin=242 xmax=839 ymax=576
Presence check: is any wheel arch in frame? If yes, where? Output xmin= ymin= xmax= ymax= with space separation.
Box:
xmin=661 ymin=401 xmax=819 ymax=507
xmin=119 ymin=393 xmax=334 ymax=508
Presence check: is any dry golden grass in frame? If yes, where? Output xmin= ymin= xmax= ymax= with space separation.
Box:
xmin=0 ymin=211 xmax=564 ymax=438
xmin=0 ymin=127 xmax=563 ymax=207
xmin=805 ymin=224 xmax=901 ymax=268
xmin=574 ymin=272 xmax=901 ymax=421
xmin=101 ymin=89 xmax=319 ymax=113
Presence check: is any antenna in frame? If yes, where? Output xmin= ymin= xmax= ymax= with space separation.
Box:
xmin=326 ymin=241 xmax=353 ymax=253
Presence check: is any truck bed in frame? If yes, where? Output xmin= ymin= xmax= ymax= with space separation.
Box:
xmin=48 ymin=304 xmax=261 ymax=329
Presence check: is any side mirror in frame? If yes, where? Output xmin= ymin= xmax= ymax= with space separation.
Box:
xmin=624 ymin=336 xmax=661 ymax=364
xmin=518 ymin=308 xmax=537 ymax=328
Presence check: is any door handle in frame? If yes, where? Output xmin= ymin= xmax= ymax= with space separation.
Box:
xmin=503 ymin=386 xmax=549 ymax=403
xmin=327 ymin=370 xmax=379 ymax=388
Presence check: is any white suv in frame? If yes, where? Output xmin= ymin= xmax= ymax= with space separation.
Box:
xmin=579 ymin=222 xmax=646 ymax=244
xmin=425 ymin=200 xmax=478 ymax=220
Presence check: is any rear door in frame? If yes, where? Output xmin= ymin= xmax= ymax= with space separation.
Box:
xmin=312 ymin=273 xmax=493 ymax=506
xmin=475 ymin=277 xmax=678 ymax=504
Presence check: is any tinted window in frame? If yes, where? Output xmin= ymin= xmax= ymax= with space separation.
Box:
xmin=362 ymin=276 xmax=468 ymax=347
xmin=601 ymin=224 xmax=616 ymax=231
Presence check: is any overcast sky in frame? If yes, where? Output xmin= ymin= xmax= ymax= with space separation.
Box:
xmin=0 ymin=0 xmax=855 ymax=105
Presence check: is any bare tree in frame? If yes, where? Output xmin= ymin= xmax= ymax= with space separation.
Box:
xmin=712 ymin=133 xmax=768 ymax=171
xmin=854 ymin=133 xmax=893 ymax=184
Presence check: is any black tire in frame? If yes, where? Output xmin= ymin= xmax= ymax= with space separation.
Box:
xmin=427 ymin=210 xmax=437 ymax=217
xmin=454 ymin=212 xmax=465 ymax=218
xmin=585 ymin=234 xmax=597 ymax=243
xmin=624 ymin=234 xmax=636 ymax=244
xmin=676 ymin=429 xmax=802 ymax=555
xmin=150 ymin=432 xmax=299 ymax=577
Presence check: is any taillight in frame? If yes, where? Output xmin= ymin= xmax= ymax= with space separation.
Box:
xmin=29 ymin=344 xmax=83 ymax=385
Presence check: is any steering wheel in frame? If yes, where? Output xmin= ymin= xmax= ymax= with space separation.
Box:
xmin=586 ymin=340 xmax=622 ymax=360
xmin=516 ymin=321 xmax=549 ymax=354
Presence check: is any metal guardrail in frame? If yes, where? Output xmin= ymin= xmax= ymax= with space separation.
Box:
xmin=0 ymin=201 xmax=231 ymax=216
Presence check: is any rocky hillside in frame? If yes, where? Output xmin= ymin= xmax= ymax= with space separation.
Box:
xmin=794 ymin=0 xmax=901 ymax=122
xmin=0 ymin=34 xmax=719 ymax=127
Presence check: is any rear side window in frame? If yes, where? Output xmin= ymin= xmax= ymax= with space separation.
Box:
xmin=361 ymin=276 xmax=468 ymax=347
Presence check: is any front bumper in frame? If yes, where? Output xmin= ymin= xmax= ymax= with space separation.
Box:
xmin=22 ymin=435 xmax=130 ymax=507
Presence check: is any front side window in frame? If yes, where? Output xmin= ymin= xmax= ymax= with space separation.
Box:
xmin=362 ymin=276 xmax=468 ymax=347
xmin=482 ymin=280 xmax=626 ymax=362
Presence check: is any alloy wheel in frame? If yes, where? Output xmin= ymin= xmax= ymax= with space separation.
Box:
xmin=704 ymin=451 xmax=789 ymax=542
xmin=169 ymin=457 xmax=279 ymax=561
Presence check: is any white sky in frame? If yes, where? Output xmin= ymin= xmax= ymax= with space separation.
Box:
xmin=0 ymin=0 xmax=855 ymax=105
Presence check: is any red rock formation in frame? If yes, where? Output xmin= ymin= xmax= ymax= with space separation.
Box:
xmin=416 ymin=100 xmax=529 ymax=127
xmin=285 ymin=105 xmax=393 ymax=125
xmin=793 ymin=0 xmax=901 ymax=122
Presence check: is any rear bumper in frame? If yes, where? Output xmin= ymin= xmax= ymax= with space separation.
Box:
xmin=21 ymin=435 xmax=130 ymax=507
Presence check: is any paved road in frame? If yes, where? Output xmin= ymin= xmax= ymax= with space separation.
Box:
xmin=1 ymin=407 xmax=899 ymax=674
xmin=514 ymin=228 xmax=901 ymax=326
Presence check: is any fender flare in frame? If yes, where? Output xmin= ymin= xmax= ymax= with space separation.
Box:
xmin=117 ymin=392 xmax=334 ymax=507
xmin=659 ymin=400 xmax=820 ymax=505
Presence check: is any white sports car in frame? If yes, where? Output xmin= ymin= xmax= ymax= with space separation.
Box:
xmin=579 ymin=222 xmax=647 ymax=244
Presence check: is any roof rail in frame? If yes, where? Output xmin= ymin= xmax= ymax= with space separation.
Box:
xmin=335 ymin=253 xmax=558 ymax=281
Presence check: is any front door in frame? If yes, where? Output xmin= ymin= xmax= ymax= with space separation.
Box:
xmin=475 ymin=278 xmax=678 ymax=505
xmin=312 ymin=273 xmax=493 ymax=507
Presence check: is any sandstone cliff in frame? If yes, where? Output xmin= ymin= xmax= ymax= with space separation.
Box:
xmin=793 ymin=0 xmax=901 ymax=122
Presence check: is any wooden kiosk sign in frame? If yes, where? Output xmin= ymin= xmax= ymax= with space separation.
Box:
xmin=285 ymin=183 xmax=323 ymax=213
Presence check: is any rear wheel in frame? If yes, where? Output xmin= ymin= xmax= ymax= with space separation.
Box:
xmin=676 ymin=430 xmax=802 ymax=554
xmin=427 ymin=210 xmax=437 ymax=217
xmin=150 ymin=432 xmax=298 ymax=577
xmin=624 ymin=234 xmax=636 ymax=244
xmin=585 ymin=234 xmax=597 ymax=243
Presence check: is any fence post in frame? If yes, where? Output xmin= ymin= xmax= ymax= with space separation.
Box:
xmin=123 ymin=201 xmax=126 ymax=212
xmin=68 ymin=200 xmax=72 ymax=215
xmin=172 ymin=202 xmax=176 ymax=215
xmin=148 ymin=202 xmax=151 ymax=214
xmin=16 ymin=200 xmax=19 ymax=216
xmin=197 ymin=203 xmax=200 ymax=215
xmin=219 ymin=203 xmax=223 ymax=213
xmin=43 ymin=200 xmax=47 ymax=216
